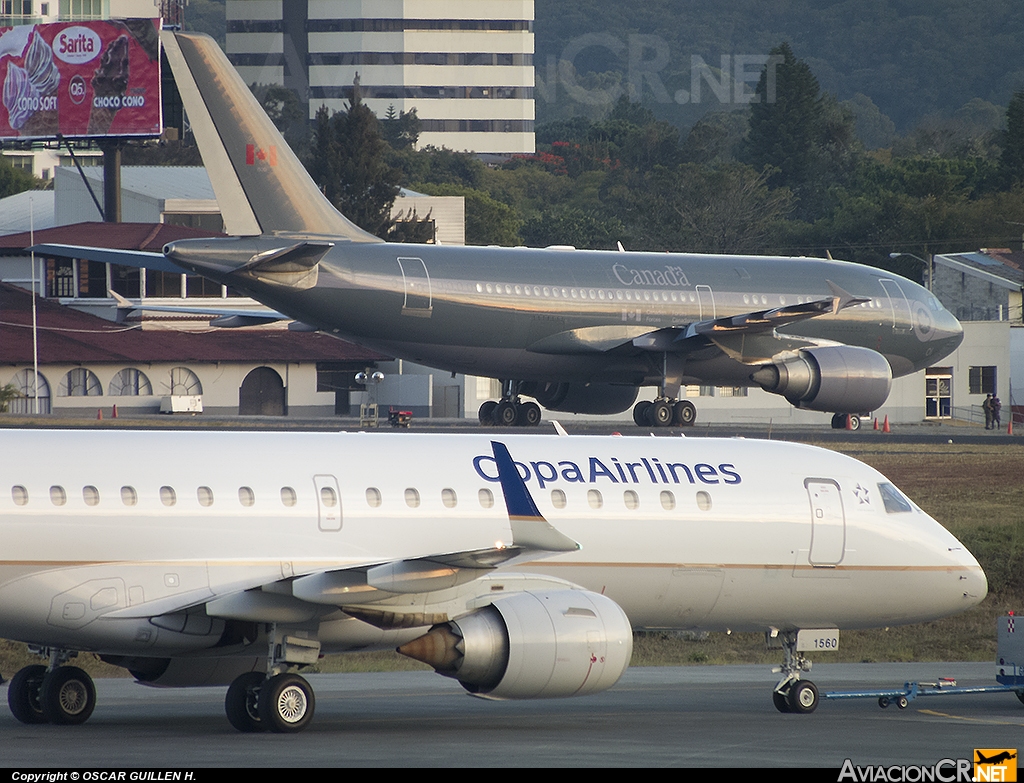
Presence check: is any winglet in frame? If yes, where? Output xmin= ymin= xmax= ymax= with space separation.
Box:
xmin=491 ymin=441 xmax=579 ymax=552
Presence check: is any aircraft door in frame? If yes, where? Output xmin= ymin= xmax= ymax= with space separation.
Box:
xmin=696 ymin=285 xmax=716 ymax=319
xmin=804 ymin=479 xmax=845 ymax=565
xmin=397 ymin=257 xmax=432 ymax=317
xmin=314 ymin=474 xmax=342 ymax=532
xmin=879 ymin=279 xmax=912 ymax=333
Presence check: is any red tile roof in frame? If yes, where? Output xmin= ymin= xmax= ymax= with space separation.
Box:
xmin=0 ymin=283 xmax=388 ymax=365
xmin=0 ymin=222 xmax=224 ymax=254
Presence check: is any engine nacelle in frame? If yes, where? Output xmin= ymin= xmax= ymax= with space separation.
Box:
xmin=750 ymin=345 xmax=892 ymax=413
xmin=398 ymin=589 xmax=633 ymax=699
xmin=522 ymin=382 xmax=639 ymax=415
xmin=101 ymin=655 xmax=263 ymax=688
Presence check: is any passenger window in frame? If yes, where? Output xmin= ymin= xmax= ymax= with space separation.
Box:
xmin=197 ymin=486 xmax=214 ymax=507
xmin=478 ymin=488 xmax=494 ymax=508
xmin=11 ymin=485 xmax=28 ymax=506
xmin=82 ymin=486 xmax=99 ymax=506
xmin=160 ymin=486 xmax=176 ymax=507
xmin=404 ymin=488 xmax=420 ymax=508
xmin=623 ymin=490 xmax=639 ymax=510
xmin=587 ymin=489 xmax=603 ymax=509
xmin=441 ymin=488 xmax=457 ymax=508
xmin=696 ymin=491 xmax=712 ymax=511
xmin=365 ymin=487 xmax=382 ymax=507
xmin=551 ymin=489 xmax=566 ymax=509
xmin=121 ymin=486 xmax=138 ymax=506
xmin=321 ymin=486 xmax=338 ymax=508
xmin=50 ymin=486 xmax=66 ymax=506
xmin=238 ymin=487 xmax=255 ymax=507
xmin=660 ymin=490 xmax=676 ymax=510
xmin=281 ymin=487 xmax=297 ymax=507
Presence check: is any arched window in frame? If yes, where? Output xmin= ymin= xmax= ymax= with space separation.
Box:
xmin=58 ymin=368 xmax=102 ymax=397
xmin=7 ymin=370 xmax=51 ymax=414
xmin=167 ymin=367 xmax=202 ymax=395
xmin=109 ymin=368 xmax=153 ymax=396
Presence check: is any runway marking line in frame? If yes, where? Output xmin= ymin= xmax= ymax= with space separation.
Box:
xmin=918 ymin=709 xmax=1024 ymax=727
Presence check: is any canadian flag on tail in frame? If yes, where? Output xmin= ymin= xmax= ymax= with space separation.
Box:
xmin=245 ymin=144 xmax=277 ymax=166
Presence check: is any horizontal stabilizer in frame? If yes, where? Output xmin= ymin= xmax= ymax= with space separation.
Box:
xmin=28 ymin=244 xmax=180 ymax=274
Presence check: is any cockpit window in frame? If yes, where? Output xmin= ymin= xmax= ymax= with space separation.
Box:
xmin=878 ymin=482 xmax=913 ymax=513
xmin=929 ymin=294 xmax=942 ymax=311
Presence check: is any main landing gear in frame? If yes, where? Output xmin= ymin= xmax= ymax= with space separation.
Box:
xmin=479 ymin=380 xmax=542 ymax=427
xmin=831 ymin=413 xmax=862 ymax=430
xmin=632 ymin=398 xmax=697 ymax=428
xmin=8 ymin=650 xmax=97 ymax=725
xmin=771 ymin=631 xmax=820 ymax=714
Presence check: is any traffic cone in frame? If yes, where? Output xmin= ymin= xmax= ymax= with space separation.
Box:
xmin=873 ymin=418 xmax=879 ymax=430
xmin=1008 ymin=418 xmax=1014 ymax=436
xmin=882 ymin=415 xmax=890 ymax=433
xmin=112 ymin=404 xmax=118 ymax=419
xmin=96 ymin=408 xmax=102 ymax=420
xmin=845 ymin=414 xmax=853 ymax=430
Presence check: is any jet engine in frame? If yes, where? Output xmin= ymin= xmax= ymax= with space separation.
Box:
xmin=397 ymin=589 xmax=633 ymax=699
xmin=522 ymin=382 xmax=639 ymax=415
xmin=750 ymin=345 xmax=892 ymax=413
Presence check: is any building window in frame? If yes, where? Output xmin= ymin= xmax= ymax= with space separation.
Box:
xmin=167 ymin=367 xmax=202 ymax=396
xmin=58 ymin=368 xmax=102 ymax=397
xmin=8 ymin=369 xmax=50 ymax=414
xmin=109 ymin=368 xmax=153 ymax=396
xmin=969 ymin=366 xmax=996 ymax=395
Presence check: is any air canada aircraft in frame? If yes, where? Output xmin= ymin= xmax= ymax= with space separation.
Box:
xmin=36 ymin=32 xmax=964 ymax=428
xmin=1 ymin=429 xmax=985 ymax=731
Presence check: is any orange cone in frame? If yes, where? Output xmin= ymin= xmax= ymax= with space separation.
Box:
xmin=96 ymin=408 xmax=102 ymax=420
xmin=1008 ymin=418 xmax=1014 ymax=435
xmin=845 ymin=414 xmax=853 ymax=430
xmin=112 ymin=404 xmax=118 ymax=419
xmin=873 ymin=418 xmax=879 ymax=430
xmin=882 ymin=415 xmax=890 ymax=433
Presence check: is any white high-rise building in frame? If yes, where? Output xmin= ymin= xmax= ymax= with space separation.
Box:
xmin=227 ymin=0 xmax=535 ymax=155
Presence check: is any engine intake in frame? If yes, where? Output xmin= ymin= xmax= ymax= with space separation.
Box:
xmin=397 ymin=589 xmax=633 ymax=699
xmin=750 ymin=345 xmax=892 ymax=413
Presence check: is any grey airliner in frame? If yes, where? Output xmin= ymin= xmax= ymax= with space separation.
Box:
xmin=41 ymin=32 xmax=964 ymax=427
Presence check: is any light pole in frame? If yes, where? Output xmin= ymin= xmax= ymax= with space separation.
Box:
xmin=889 ymin=251 xmax=933 ymax=291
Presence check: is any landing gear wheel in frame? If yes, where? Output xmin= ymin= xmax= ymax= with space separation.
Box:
xmin=518 ymin=401 xmax=542 ymax=426
xmin=40 ymin=666 xmax=96 ymax=725
xmin=258 ymin=673 xmax=315 ymax=733
xmin=895 ymin=696 xmax=908 ymax=709
xmin=478 ymin=400 xmax=497 ymax=425
xmin=773 ymin=689 xmax=791 ymax=713
xmin=878 ymin=696 xmax=890 ymax=709
xmin=8 ymin=665 xmax=47 ymax=724
xmin=633 ymin=401 xmax=653 ymax=426
xmin=831 ymin=413 xmax=846 ymax=429
xmin=225 ymin=671 xmax=266 ymax=733
xmin=494 ymin=400 xmax=519 ymax=427
xmin=848 ymin=415 xmax=861 ymax=431
xmin=650 ymin=400 xmax=673 ymax=426
xmin=674 ymin=400 xmax=696 ymax=427
xmin=787 ymin=680 xmax=819 ymax=714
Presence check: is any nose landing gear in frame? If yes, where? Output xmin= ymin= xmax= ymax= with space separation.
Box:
xmin=771 ymin=631 xmax=820 ymax=714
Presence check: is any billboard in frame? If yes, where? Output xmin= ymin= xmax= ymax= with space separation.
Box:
xmin=0 ymin=18 xmax=162 ymax=141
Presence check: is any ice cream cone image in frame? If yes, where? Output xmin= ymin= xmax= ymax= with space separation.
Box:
xmin=20 ymin=30 xmax=60 ymax=137
xmin=87 ymin=34 xmax=129 ymax=135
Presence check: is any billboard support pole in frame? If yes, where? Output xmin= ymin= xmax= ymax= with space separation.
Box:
xmin=100 ymin=139 xmax=122 ymax=223
xmin=57 ymin=135 xmax=105 ymax=221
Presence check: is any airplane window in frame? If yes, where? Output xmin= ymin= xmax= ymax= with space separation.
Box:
xmin=561 ymin=288 xmax=568 ymax=297
xmin=441 ymin=488 xmax=457 ymax=508
xmin=321 ymin=486 xmax=338 ymax=508
xmin=588 ymin=489 xmax=603 ymax=509
xmin=743 ymin=295 xmax=750 ymax=304
xmin=160 ymin=486 xmax=176 ymax=507
xmin=514 ymin=285 xmax=522 ymax=295
xmin=643 ymin=291 xmax=651 ymax=302
xmin=780 ymin=296 xmax=787 ymax=305
xmin=281 ymin=487 xmax=297 ymax=507
xmin=11 ymin=485 xmax=28 ymax=506
xmin=50 ymin=486 xmax=66 ymax=506
xmin=551 ymin=489 xmax=566 ymax=509
xmin=616 ymin=291 xmax=623 ymax=301
xmin=878 ymin=482 xmax=913 ymax=513
xmin=543 ymin=287 xmax=550 ymax=296
xmin=623 ymin=490 xmax=639 ymax=510
xmin=82 ymin=486 xmax=99 ymax=506
xmin=485 ymin=284 xmax=493 ymax=293
xmin=121 ymin=486 xmax=137 ymax=506
xmin=598 ymin=290 xmax=606 ymax=300
xmin=660 ymin=490 xmax=675 ymax=510
xmin=696 ymin=491 xmax=712 ymax=511
xmin=571 ymin=289 xmax=579 ymax=299
xmin=404 ymin=488 xmax=420 ymax=508
xmin=365 ymin=487 xmax=382 ymax=507
xmin=761 ymin=295 xmax=768 ymax=305
xmin=238 ymin=487 xmax=255 ymax=507
xmin=197 ymin=486 xmax=214 ymax=507
xmin=478 ymin=488 xmax=494 ymax=508
xmin=476 ymin=283 xmax=483 ymax=292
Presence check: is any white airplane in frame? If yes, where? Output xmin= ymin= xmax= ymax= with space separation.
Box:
xmin=0 ymin=429 xmax=985 ymax=731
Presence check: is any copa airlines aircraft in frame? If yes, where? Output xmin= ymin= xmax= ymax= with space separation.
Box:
xmin=35 ymin=32 xmax=964 ymax=429
xmin=1 ymin=429 xmax=985 ymax=731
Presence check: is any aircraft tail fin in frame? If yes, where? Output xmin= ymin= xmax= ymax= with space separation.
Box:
xmin=161 ymin=31 xmax=381 ymax=242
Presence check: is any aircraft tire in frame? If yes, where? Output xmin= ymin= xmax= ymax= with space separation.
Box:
xmin=633 ymin=401 xmax=652 ymax=426
xmin=225 ymin=671 xmax=266 ymax=733
xmin=674 ymin=401 xmax=697 ymax=427
xmin=40 ymin=666 xmax=96 ymax=725
xmin=848 ymin=415 xmax=861 ymax=431
xmin=494 ymin=400 xmax=519 ymax=427
xmin=258 ymin=673 xmax=315 ymax=733
xmin=519 ymin=401 xmax=542 ymax=426
xmin=651 ymin=400 xmax=674 ymax=426
xmin=787 ymin=680 xmax=819 ymax=714
xmin=478 ymin=401 xmax=497 ymax=425
xmin=772 ymin=689 xmax=791 ymax=713
xmin=831 ymin=413 xmax=846 ymax=429
xmin=8 ymin=665 xmax=48 ymax=724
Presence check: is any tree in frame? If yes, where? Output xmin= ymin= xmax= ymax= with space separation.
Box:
xmin=419 ymin=183 xmax=523 ymax=245
xmin=307 ymin=76 xmax=401 ymax=237
xmin=0 ymin=157 xmax=36 ymax=199
xmin=381 ymin=105 xmax=421 ymax=150
xmin=1001 ymin=91 xmax=1024 ymax=188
